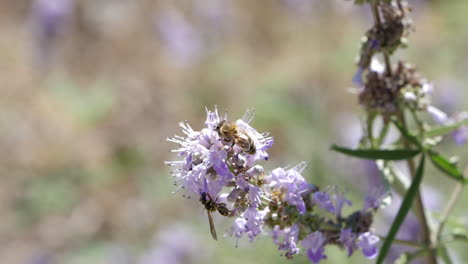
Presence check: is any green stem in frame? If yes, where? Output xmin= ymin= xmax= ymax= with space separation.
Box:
xmin=377 ymin=234 xmax=423 ymax=248
xmin=367 ymin=111 xmax=377 ymax=148
xmin=434 ymin=182 xmax=463 ymax=243
xmin=385 ymin=161 xmax=409 ymax=196
xmin=408 ymin=248 xmax=434 ymax=262
xmin=376 ymin=119 xmax=390 ymax=147
xmin=398 ymin=111 xmax=438 ymax=264
xmin=409 ymin=107 xmax=425 ymax=139
xmin=441 ymin=235 xmax=468 ymax=245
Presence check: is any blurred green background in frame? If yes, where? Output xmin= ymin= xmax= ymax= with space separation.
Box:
xmin=1 ymin=0 xmax=467 ymax=263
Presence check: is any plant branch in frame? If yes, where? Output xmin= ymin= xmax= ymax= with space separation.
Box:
xmin=377 ymin=234 xmax=424 ymax=248
xmin=369 ymin=4 xmax=436 ymax=262
xmin=398 ymin=110 xmax=438 ymax=264
xmin=371 ymin=2 xmax=392 ymax=76
xmin=434 ymin=182 xmax=464 ymax=243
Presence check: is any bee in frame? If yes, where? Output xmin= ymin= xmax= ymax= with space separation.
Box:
xmin=200 ymin=192 xmax=232 ymax=240
xmin=215 ymin=120 xmax=256 ymax=154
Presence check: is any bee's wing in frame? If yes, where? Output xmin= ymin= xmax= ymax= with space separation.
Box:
xmin=241 ymin=108 xmax=255 ymax=124
xmin=207 ymin=210 xmax=218 ymax=240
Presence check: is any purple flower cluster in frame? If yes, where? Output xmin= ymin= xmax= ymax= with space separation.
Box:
xmin=167 ymin=107 xmax=272 ymax=198
xmin=427 ymin=107 xmax=468 ymax=145
xmin=167 ymin=108 xmax=382 ymax=263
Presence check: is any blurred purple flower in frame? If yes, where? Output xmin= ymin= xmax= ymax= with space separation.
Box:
xmin=247 ymin=184 xmax=262 ymax=207
xmin=267 ymin=162 xmax=309 ymax=214
xmin=427 ymin=106 xmax=448 ymax=124
xmin=244 ymin=206 xmax=266 ymax=240
xmin=154 ymin=7 xmax=203 ymax=67
xmin=139 ymin=224 xmax=207 ymax=264
xmin=194 ymin=0 xmax=232 ymax=45
xmin=228 ymin=206 xmax=267 ymax=243
xmin=357 ymin=232 xmax=379 ymax=259
xmin=452 ymin=125 xmax=468 ymax=145
xmin=28 ymin=251 xmax=54 ymax=264
xmin=272 ymin=224 xmax=300 ymax=258
xmin=352 ymin=67 xmax=365 ymax=87
xmin=361 ymin=160 xmax=385 ymax=189
xmin=427 ymin=106 xmax=468 ymax=145
xmin=228 ymin=217 xmax=248 ymax=247
xmin=313 ymin=191 xmax=334 ymax=214
xmin=451 ymin=112 xmax=468 ymax=145
xmin=301 ymin=231 xmax=327 ymax=263
xmin=362 ymin=186 xmax=387 ymax=212
xmin=313 ymin=188 xmax=351 ymax=216
xmin=30 ymin=0 xmax=73 ymax=69
xmin=227 ymin=206 xmax=268 ymax=243
xmin=339 ymin=228 xmax=357 ymax=256
xmin=332 ymin=189 xmax=352 ymax=218
xmin=434 ymin=78 xmax=463 ymax=114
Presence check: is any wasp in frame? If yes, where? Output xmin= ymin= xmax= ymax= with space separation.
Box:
xmin=215 ymin=120 xmax=256 ymax=154
xmin=200 ymin=192 xmax=232 ymax=240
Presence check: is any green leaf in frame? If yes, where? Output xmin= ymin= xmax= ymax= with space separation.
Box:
xmin=427 ymin=151 xmax=465 ymax=183
xmin=438 ymin=246 xmax=453 ymax=264
xmin=376 ymin=155 xmax=426 ymax=264
xmin=450 ymin=233 xmax=468 ymax=242
xmin=331 ymin=145 xmax=421 ymax=160
xmin=394 ymin=253 xmax=410 ymax=264
xmin=426 ymin=119 xmax=468 ymax=138
xmin=445 ymin=216 xmax=468 ymax=237
xmin=391 ymin=119 xmax=422 ymax=148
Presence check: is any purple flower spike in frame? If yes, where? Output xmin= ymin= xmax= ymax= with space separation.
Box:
xmin=358 ymin=232 xmax=380 ymax=259
xmin=301 ymin=231 xmax=327 ymax=263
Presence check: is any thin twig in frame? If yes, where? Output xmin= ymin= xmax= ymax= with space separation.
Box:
xmin=377 ymin=234 xmax=424 ymax=248
xmin=434 ymin=182 xmax=464 ymax=243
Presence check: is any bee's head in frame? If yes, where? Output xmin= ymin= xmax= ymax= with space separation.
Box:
xmin=215 ymin=120 xmax=225 ymax=132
